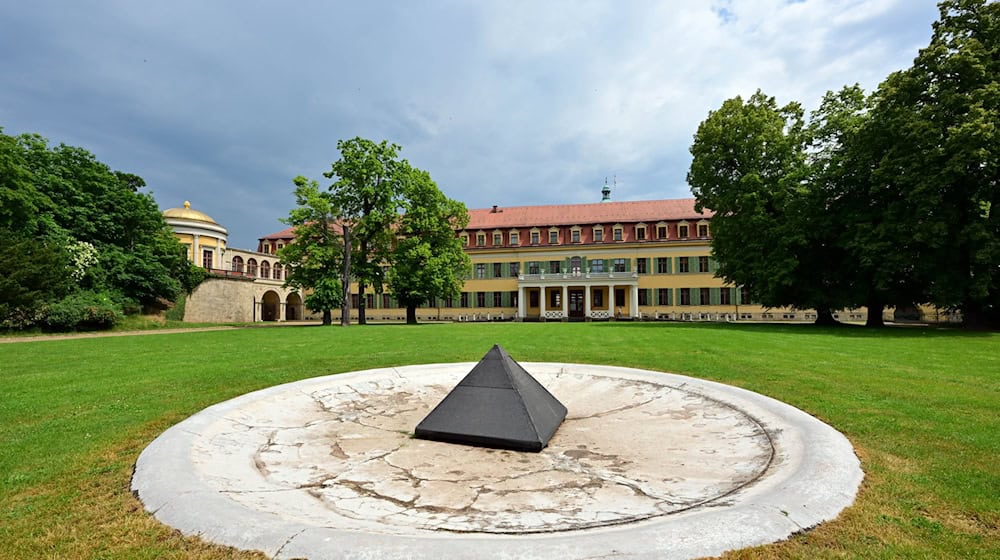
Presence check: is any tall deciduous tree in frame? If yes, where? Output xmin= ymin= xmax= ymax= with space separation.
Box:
xmin=278 ymin=176 xmax=343 ymax=326
xmin=324 ymin=138 xmax=406 ymax=325
xmin=388 ymin=168 xmax=471 ymax=324
xmin=871 ymin=0 xmax=999 ymax=326
xmin=688 ymin=91 xmax=850 ymax=322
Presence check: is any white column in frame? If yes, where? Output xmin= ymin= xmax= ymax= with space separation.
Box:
xmin=192 ymin=234 xmax=200 ymax=265
xmin=561 ymin=285 xmax=568 ymax=319
xmin=539 ymin=286 xmax=547 ymax=319
xmin=585 ymin=285 xmax=592 ymax=319
xmin=517 ymin=285 xmax=525 ymax=319
xmin=609 ymin=285 xmax=615 ymax=317
xmin=631 ymin=285 xmax=639 ymax=318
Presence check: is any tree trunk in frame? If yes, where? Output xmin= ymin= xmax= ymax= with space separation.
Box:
xmin=406 ymin=305 xmax=417 ymax=325
xmin=814 ymin=308 xmax=839 ymax=326
xmin=322 ymin=309 xmax=332 ymax=326
xmin=341 ymin=225 xmax=351 ymax=327
xmin=865 ymin=293 xmax=885 ymax=327
xmin=358 ymin=239 xmax=368 ymax=325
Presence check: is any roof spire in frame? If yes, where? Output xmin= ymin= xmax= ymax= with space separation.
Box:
xmin=601 ymin=177 xmax=611 ymax=202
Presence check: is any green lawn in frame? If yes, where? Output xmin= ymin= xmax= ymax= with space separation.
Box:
xmin=1 ymin=322 xmax=997 ymax=559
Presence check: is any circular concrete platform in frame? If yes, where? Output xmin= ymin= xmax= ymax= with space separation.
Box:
xmin=132 ymin=364 xmax=862 ymax=559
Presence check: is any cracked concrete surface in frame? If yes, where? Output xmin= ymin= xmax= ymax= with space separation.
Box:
xmin=133 ymin=363 xmax=863 ymax=559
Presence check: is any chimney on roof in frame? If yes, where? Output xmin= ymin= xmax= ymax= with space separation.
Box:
xmin=491 ymin=205 xmax=499 ymax=213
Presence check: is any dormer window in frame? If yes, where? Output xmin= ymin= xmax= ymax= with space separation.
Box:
xmin=509 ymin=230 xmax=519 ymax=245
xmin=697 ymin=220 xmax=710 ymax=238
xmin=656 ymin=222 xmax=669 ymax=239
xmin=613 ymin=225 xmax=623 ymax=241
xmin=571 ymin=227 xmax=581 ymax=243
xmin=530 ymin=229 xmax=540 ymax=244
xmin=548 ymin=228 xmax=559 ymax=244
xmin=635 ymin=223 xmax=647 ymax=241
xmin=493 ymin=231 xmax=503 ymax=246
xmin=460 ymin=234 xmax=469 ymax=246
xmin=678 ymin=221 xmax=690 ymax=239
xmin=476 ymin=232 xmax=486 ymax=246
xmin=593 ymin=226 xmax=604 ymax=242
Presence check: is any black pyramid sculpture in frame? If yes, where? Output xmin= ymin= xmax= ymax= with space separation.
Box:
xmin=414 ymin=344 xmax=567 ymax=452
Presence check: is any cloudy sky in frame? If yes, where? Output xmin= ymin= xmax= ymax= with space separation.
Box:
xmin=2 ymin=0 xmax=941 ymax=249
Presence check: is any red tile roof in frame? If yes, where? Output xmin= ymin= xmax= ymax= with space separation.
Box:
xmin=466 ymin=199 xmax=711 ymax=230
xmin=259 ymin=199 xmax=712 ymax=241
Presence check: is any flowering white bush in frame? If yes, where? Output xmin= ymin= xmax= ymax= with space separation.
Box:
xmin=68 ymin=240 xmax=99 ymax=282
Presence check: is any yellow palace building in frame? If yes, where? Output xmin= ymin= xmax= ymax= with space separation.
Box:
xmin=259 ymin=192 xmax=828 ymax=323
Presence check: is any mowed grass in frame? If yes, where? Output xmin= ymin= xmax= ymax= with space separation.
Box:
xmin=1 ymin=322 xmax=997 ymax=559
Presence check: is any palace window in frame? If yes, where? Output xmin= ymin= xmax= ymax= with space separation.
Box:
xmin=571 ymin=256 xmax=582 ymax=273
xmin=260 ymin=260 xmax=270 ymax=278
xmin=698 ymin=223 xmax=709 ymax=237
xmin=657 ymin=225 xmax=668 ymax=239
xmin=529 ymin=290 xmax=539 ymax=307
xmin=635 ymin=226 xmax=646 ymax=240
xmin=638 ymin=289 xmax=649 ymax=306
xmin=678 ymin=224 xmax=689 ymax=238
xmin=493 ymin=232 xmax=503 ymax=246
xmin=680 ymin=288 xmax=691 ymax=306
xmin=461 ymin=292 xmax=469 ymax=307
xmin=678 ymin=257 xmax=690 ymax=273
xmin=656 ymin=257 xmax=670 ymax=274
xmin=262 ymin=243 xmax=270 ymax=254
xmin=493 ymin=263 xmax=503 ymax=278
xmin=613 ymin=258 xmax=626 ymax=272
xmin=571 ymin=228 xmax=581 ymax=243
xmin=548 ymin=230 xmax=558 ymax=244
xmin=613 ymin=227 xmax=623 ymax=241
xmin=699 ymin=256 xmax=710 ymax=272
xmin=510 ymin=291 xmax=518 ymax=307
xmin=509 ymin=231 xmax=519 ymax=245
xmin=202 ymin=249 xmax=213 ymax=269
xmin=461 ymin=234 xmax=469 ymax=246
xmin=593 ymin=289 xmax=604 ymax=307
xmin=273 ymin=263 xmax=283 ymax=280
xmin=528 ymin=261 xmax=540 ymax=274
xmin=276 ymin=243 xmax=284 ymax=250
xmin=615 ymin=289 xmax=625 ymax=307
xmin=247 ymin=258 xmax=258 ymax=276
xmin=509 ymin=262 xmax=520 ymax=277
xmin=636 ymin=259 xmax=647 ymax=274
xmin=477 ymin=292 xmax=486 ymax=307
xmin=550 ymin=290 xmax=561 ymax=308
xmin=700 ymin=287 xmax=711 ymax=304
xmin=740 ymin=287 xmax=751 ymax=305
xmin=590 ymin=259 xmax=605 ymax=273
xmin=658 ymin=288 xmax=670 ymax=305
xmin=476 ymin=233 xmax=486 ymax=247
xmin=593 ymin=227 xmax=604 ymax=242
xmin=720 ymin=288 xmax=731 ymax=305
xmin=549 ymin=261 xmax=561 ymax=274
xmin=476 ymin=263 xmax=486 ymax=278
xmin=383 ymin=293 xmax=392 ymax=308
xmin=530 ymin=231 xmax=540 ymax=244
xmin=493 ymin=292 xmax=503 ymax=307
xmin=232 ymin=255 xmax=244 ymax=273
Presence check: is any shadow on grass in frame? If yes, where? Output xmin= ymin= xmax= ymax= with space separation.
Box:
xmin=589 ymin=320 xmax=994 ymax=338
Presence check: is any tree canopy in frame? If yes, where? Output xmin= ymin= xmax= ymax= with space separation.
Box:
xmin=0 ymin=128 xmax=199 ymax=330
xmin=688 ymin=0 xmax=999 ymax=327
xmin=278 ymin=176 xmax=344 ymax=325
xmin=388 ymin=168 xmax=471 ymax=324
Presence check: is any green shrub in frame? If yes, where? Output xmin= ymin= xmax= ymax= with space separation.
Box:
xmin=164 ymin=293 xmax=187 ymax=322
xmin=42 ymin=291 xmax=123 ymax=331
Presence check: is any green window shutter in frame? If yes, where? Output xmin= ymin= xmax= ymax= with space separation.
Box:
xmin=501 ymin=291 xmax=509 ymax=307
xmin=736 ymin=287 xmax=743 ymax=305
xmin=710 ymin=288 xmax=720 ymax=305
xmin=581 ymin=257 xmax=588 ymax=270
xmin=666 ymin=257 xmax=672 ymax=274
xmin=730 ymin=287 xmax=737 ymax=305
xmin=644 ymin=258 xmax=650 ymax=274
xmin=709 ymin=256 xmax=720 ymax=273
xmin=667 ymin=289 xmax=673 ymax=305
xmin=625 ymin=259 xmax=632 ymax=272
xmin=564 ymin=257 xmax=572 ymax=271
xmin=643 ymin=288 xmax=651 ymax=305
xmin=691 ymin=287 xmax=701 ymax=306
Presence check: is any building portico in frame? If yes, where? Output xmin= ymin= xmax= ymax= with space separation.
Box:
xmin=516 ymin=271 xmax=640 ymax=320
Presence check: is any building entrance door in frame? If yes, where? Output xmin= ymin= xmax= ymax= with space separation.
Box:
xmin=568 ymin=289 xmax=585 ymax=318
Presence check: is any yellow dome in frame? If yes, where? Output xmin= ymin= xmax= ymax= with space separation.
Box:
xmin=163 ymin=201 xmax=221 ymax=225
